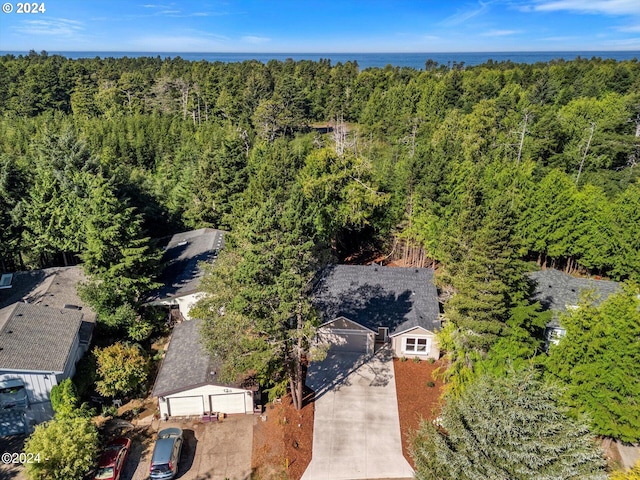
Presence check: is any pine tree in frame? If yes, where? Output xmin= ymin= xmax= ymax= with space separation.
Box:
xmin=411 ymin=371 xmax=607 ymax=480
xmin=546 ymin=285 xmax=640 ymax=442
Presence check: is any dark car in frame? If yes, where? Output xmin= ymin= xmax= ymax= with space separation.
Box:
xmin=149 ymin=427 xmax=183 ymax=479
xmin=94 ymin=437 xmax=131 ymax=480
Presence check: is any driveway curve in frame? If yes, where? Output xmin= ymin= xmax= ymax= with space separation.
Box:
xmin=301 ymin=347 xmax=414 ymax=480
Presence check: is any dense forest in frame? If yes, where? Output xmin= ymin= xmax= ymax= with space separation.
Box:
xmin=2 ymin=51 xmax=640 ymax=474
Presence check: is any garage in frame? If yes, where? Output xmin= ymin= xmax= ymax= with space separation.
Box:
xmin=167 ymin=396 xmax=204 ymax=417
xmin=322 ymin=329 xmax=369 ymax=353
xmin=210 ymin=393 xmax=247 ymax=414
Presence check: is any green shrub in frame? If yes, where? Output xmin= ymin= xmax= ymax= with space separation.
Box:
xmin=413 ymin=356 xmax=421 ymax=363
xmin=426 ymin=381 xmax=436 ymax=388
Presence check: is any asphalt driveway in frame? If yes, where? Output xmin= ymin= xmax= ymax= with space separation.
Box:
xmin=301 ymin=347 xmax=413 ymax=480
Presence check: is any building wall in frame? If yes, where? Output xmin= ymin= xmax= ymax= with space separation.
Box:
xmin=391 ymin=327 xmax=440 ymax=359
xmin=158 ymin=384 xmax=254 ymax=418
xmin=150 ymin=292 xmax=204 ymax=321
xmin=0 ymin=371 xmax=59 ymax=404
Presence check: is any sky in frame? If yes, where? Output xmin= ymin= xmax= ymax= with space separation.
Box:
xmin=0 ymin=0 xmax=640 ymax=53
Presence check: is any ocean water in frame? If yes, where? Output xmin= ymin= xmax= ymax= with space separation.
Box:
xmin=2 ymin=51 xmax=639 ymax=69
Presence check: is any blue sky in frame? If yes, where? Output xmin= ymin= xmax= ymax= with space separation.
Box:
xmin=1 ymin=0 xmax=639 ymax=52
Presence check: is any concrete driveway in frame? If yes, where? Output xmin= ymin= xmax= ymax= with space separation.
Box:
xmin=301 ymin=347 xmax=413 ymax=480
xmin=128 ymin=414 xmax=254 ymax=480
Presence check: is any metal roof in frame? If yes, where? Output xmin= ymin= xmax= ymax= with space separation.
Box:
xmin=312 ymin=265 xmax=440 ymax=335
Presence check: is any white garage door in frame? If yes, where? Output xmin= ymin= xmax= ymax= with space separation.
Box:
xmin=168 ymin=396 xmax=204 ymax=417
xmin=322 ymin=330 xmax=369 ymax=353
xmin=210 ymin=393 xmax=247 ymax=414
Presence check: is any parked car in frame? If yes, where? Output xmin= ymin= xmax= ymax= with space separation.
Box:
xmin=149 ymin=427 xmax=183 ymax=479
xmin=94 ymin=437 xmax=131 ymax=480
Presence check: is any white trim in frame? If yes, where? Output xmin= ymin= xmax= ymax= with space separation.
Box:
xmin=318 ymin=317 xmax=376 ymax=333
xmin=401 ymin=335 xmax=432 ymax=355
xmin=390 ymin=325 xmax=435 ymax=338
xmin=321 ymin=328 xmax=370 ymax=335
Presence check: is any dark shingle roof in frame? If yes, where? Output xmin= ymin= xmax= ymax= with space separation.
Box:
xmin=0 ymin=267 xmax=96 ymax=321
xmin=0 ymin=303 xmax=83 ymax=372
xmin=528 ymin=269 xmax=621 ymax=327
xmin=147 ymin=228 xmax=224 ymax=302
xmin=312 ymin=265 xmax=440 ymax=334
xmin=152 ymin=319 xmax=225 ymax=397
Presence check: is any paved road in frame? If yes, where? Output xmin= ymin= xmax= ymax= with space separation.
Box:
xmin=301 ymin=347 xmax=413 ymax=480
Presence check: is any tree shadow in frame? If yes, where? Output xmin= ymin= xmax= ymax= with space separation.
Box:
xmin=306 ymin=346 xmax=394 ymax=401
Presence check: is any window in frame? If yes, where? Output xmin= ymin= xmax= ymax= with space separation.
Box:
xmin=403 ymin=337 xmax=430 ymax=354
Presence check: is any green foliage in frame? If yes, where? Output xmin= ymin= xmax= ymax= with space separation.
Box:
xmin=545 ymin=285 xmax=640 ymax=442
xmin=49 ymin=379 xmax=78 ymax=417
xmin=24 ymin=415 xmax=99 ymax=480
xmin=95 ymin=342 xmax=148 ymax=398
xmin=610 ymin=461 xmax=640 ymax=480
xmin=193 ymin=189 xmax=322 ymax=409
xmin=411 ymin=370 xmax=607 ymax=480
xmin=299 ymin=147 xmax=390 ymax=244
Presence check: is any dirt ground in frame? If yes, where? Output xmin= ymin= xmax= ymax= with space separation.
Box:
xmin=393 ymin=357 xmax=446 ymax=468
xmin=252 ymin=391 xmax=314 ymax=480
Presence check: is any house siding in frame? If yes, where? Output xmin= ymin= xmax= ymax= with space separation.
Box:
xmin=391 ymin=327 xmax=440 ymax=359
xmin=147 ymin=292 xmax=204 ymax=321
xmin=158 ymin=384 xmax=254 ymax=418
xmin=0 ymin=371 xmax=59 ymax=404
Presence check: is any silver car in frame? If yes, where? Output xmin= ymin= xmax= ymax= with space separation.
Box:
xmin=149 ymin=427 xmax=183 ymax=479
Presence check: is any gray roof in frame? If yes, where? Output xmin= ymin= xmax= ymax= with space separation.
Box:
xmin=528 ymin=269 xmax=621 ymax=327
xmin=152 ymin=319 xmax=242 ymax=397
xmin=0 ymin=266 xmax=95 ymax=372
xmin=0 ymin=302 xmax=83 ymax=373
xmin=147 ymin=228 xmax=224 ymax=302
xmin=312 ymin=265 xmax=440 ymax=334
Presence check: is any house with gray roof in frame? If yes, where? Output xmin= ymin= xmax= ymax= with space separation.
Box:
xmin=152 ymin=318 xmax=257 ymax=419
xmin=528 ymin=269 xmax=621 ymax=349
xmin=313 ymin=265 xmax=441 ymax=359
xmin=0 ymin=266 xmax=96 ymax=435
xmin=144 ymin=228 xmax=224 ymax=320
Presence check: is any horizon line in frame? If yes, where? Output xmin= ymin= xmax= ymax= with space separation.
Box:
xmin=2 ymin=49 xmax=640 ymax=55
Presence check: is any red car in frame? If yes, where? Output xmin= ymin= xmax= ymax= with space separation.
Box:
xmin=94 ymin=437 xmax=132 ymax=480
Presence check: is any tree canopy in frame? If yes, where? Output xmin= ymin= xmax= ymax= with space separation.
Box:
xmin=411 ymin=370 xmax=607 ymax=480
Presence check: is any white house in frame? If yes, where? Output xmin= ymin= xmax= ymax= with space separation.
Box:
xmin=144 ymin=228 xmax=224 ymax=321
xmin=313 ymin=265 xmax=441 ymax=359
xmin=0 ymin=267 xmax=95 ymax=435
xmin=152 ymin=318 xmax=257 ymax=419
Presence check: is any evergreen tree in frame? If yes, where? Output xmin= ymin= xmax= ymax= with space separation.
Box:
xmin=411 ymin=371 xmax=607 ymax=480
xmin=545 ymin=285 xmax=640 ymax=442
xmin=193 ymin=190 xmax=323 ymax=410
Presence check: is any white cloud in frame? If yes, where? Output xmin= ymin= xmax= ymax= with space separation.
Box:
xmin=481 ymin=29 xmax=521 ymax=36
xmin=617 ymin=24 xmax=640 ymax=32
xmin=11 ymin=18 xmax=83 ymax=37
xmin=441 ymin=1 xmax=491 ymax=26
xmin=530 ymin=0 xmax=640 ymax=16
xmin=241 ymin=35 xmax=271 ymax=44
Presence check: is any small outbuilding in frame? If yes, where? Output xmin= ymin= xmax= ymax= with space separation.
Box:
xmin=152 ymin=319 xmax=257 ymax=419
xmin=313 ymin=265 xmax=441 ymax=359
